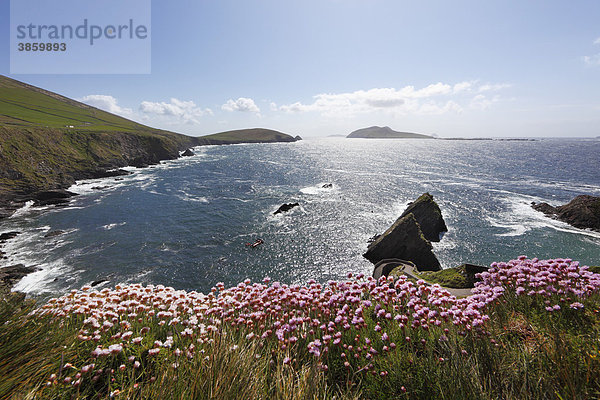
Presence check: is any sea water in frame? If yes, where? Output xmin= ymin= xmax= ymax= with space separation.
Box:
xmin=2 ymin=138 xmax=599 ymax=300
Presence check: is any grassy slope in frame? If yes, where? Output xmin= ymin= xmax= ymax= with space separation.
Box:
xmin=0 ymin=76 xmax=300 ymax=207
xmin=347 ymin=126 xmax=433 ymax=139
xmin=197 ymin=128 xmax=298 ymax=144
xmin=0 ymin=75 xmax=198 ymax=204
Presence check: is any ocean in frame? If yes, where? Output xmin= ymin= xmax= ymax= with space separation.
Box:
xmin=3 ymin=138 xmax=599 ymax=300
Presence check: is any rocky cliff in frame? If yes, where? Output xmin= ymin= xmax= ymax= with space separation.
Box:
xmin=532 ymin=195 xmax=600 ymax=232
xmin=363 ymin=213 xmax=441 ymax=271
xmin=399 ymin=193 xmax=447 ymax=242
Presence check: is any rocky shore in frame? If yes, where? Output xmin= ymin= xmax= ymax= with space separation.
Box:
xmin=532 ymin=195 xmax=600 ymax=232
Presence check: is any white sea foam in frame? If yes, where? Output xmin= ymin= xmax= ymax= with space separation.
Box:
xmin=8 ymin=201 xmax=36 ymax=218
xmin=489 ymin=195 xmax=600 ymax=239
xmin=12 ymin=258 xmax=73 ymax=295
xmin=175 ymin=193 xmax=209 ymax=203
xmin=102 ymin=222 xmax=127 ymax=230
xmin=300 ymin=183 xmax=338 ymax=195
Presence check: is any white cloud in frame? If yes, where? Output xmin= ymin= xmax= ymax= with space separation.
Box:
xmin=221 ymin=97 xmax=261 ymax=113
xmin=469 ymin=94 xmax=503 ymax=110
xmin=582 ymin=38 xmax=600 ymax=66
xmin=139 ymin=98 xmax=212 ymax=124
xmin=583 ymin=54 xmax=600 ymax=66
xmin=478 ymin=83 xmax=512 ymax=92
xmin=453 ymin=81 xmax=473 ymax=93
xmin=79 ymin=95 xmax=132 ymax=116
xmin=278 ymin=81 xmax=508 ymax=117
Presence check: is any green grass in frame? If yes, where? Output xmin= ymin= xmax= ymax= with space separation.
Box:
xmin=0 ymin=75 xmax=149 ymax=132
xmin=416 ymin=265 xmax=473 ymax=288
xmin=0 ymin=75 xmax=199 ymax=199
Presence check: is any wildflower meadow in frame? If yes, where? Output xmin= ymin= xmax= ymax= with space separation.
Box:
xmin=1 ymin=256 xmax=600 ymax=399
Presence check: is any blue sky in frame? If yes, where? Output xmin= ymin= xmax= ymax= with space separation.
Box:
xmin=2 ymin=0 xmax=600 ymax=137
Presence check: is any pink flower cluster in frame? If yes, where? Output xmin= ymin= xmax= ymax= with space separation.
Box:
xmin=37 ymin=256 xmax=596 ymax=389
xmin=473 ymin=256 xmax=600 ymax=311
xmin=37 ymin=272 xmax=489 ymax=382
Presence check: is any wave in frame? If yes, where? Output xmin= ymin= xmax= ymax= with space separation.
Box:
xmin=488 ymin=195 xmax=600 ymax=240
xmin=300 ymin=183 xmax=338 ymax=195
xmin=102 ymin=222 xmax=127 ymax=230
xmin=175 ymin=193 xmax=209 ymax=203
xmin=8 ymin=201 xmax=38 ymax=218
xmin=12 ymin=258 xmax=73 ymax=295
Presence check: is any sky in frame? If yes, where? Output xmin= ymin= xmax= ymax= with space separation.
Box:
xmin=1 ymin=0 xmax=600 ymax=138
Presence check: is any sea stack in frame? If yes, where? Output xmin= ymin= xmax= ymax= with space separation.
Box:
xmin=363 ymin=213 xmax=441 ymax=271
xmin=399 ymin=193 xmax=448 ymax=242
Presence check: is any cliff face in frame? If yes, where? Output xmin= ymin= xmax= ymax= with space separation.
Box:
xmin=363 ymin=213 xmax=442 ymax=271
xmin=0 ymin=125 xmax=197 ymax=216
xmin=0 ymin=76 xmax=300 ymax=218
xmin=399 ymin=193 xmax=448 ymax=242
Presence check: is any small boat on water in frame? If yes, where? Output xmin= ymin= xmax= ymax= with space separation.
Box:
xmin=245 ymin=238 xmax=264 ymax=248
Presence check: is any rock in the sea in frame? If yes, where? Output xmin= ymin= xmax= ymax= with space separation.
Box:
xmin=294 ymin=135 xmax=303 ymax=141
xmin=0 ymin=231 xmax=20 ymax=242
xmin=532 ymin=195 xmax=600 ymax=231
xmin=400 ymin=193 xmax=447 ymax=242
xmin=91 ymin=279 xmax=109 ymax=287
xmin=531 ymin=202 xmax=556 ymax=215
xmin=274 ymin=202 xmax=300 ymax=215
xmin=0 ymin=264 xmax=39 ymax=289
xmin=322 ymin=183 xmax=333 ymax=189
xmin=92 ymin=169 xmax=131 ymax=179
xmin=44 ymin=230 xmax=65 ymax=238
xmin=33 ymin=189 xmax=77 ymax=206
xmin=181 ymin=148 xmax=195 ymax=157
xmin=363 ymin=213 xmax=441 ymax=271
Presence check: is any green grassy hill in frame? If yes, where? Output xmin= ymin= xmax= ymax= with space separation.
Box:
xmin=197 ymin=128 xmax=299 ymax=145
xmin=0 ymin=76 xmax=156 ymax=132
xmin=0 ymin=75 xmax=198 ymax=214
xmin=0 ymin=76 xmax=297 ymax=218
xmin=0 ymin=76 xmax=300 ymax=217
xmin=347 ymin=126 xmax=433 ymax=139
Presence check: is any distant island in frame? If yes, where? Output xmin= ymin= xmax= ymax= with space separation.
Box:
xmin=197 ymin=128 xmax=300 ymax=145
xmin=347 ymin=126 xmax=434 ymax=139
xmin=0 ymin=75 xmax=299 ymax=218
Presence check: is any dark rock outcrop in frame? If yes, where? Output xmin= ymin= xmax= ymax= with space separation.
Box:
xmin=322 ymin=183 xmax=333 ymax=189
xmin=274 ymin=203 xmax=300 ymax=215
xmin=44 ymin=230 xmax=65 ymax=238
xmin=181 ymin=149 xmax=195 ymax=157
xmin=0 ymin=231 xmax=20 ymax=242
xmin=33 ymin=189 xmax=78 ymax=206
xmin=532 ymin=195 xmax=600 ymax=231
xmin=400 ymin=193 xmax=447 ymax=242
xmin=91 ymin=169 xmax=131 ymax=179
xmin=294 ymin=135 xmax=303 ymax=141
xmin=91 ymin=279 xmax=109 ymax=287
xmin=531 ymin=202 xmax=556 ymax=215
xmin=363 ymin=213 xmax=441 ymax=271
xmin=0 ymin=264 xmax=39 ymax=289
